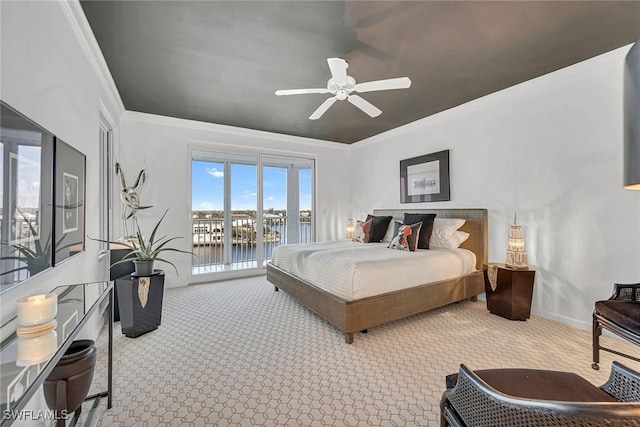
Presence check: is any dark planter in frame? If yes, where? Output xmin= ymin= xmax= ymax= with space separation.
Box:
xmin=110 ymin=248 xmax=136 ymax=322
xmin=133 ymin=260 xmax=155 ymax=276
xmin=116 ymin=270 xmax=165 ymax=338
xmin=43 ymin=339 xmax=97 ymax=424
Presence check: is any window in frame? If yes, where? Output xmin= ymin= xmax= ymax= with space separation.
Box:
xmin=191 ymin=150 xmax=314 ymax=276
xmin=98 ymin=115 xmax=113 ymax=282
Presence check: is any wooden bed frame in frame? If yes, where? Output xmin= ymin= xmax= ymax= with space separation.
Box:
xmin=266 ymin=208 xmax=488 ymax=343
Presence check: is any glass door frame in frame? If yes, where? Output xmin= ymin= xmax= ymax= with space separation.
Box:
xmin=189 ymin=148 xmax=315 ymax=282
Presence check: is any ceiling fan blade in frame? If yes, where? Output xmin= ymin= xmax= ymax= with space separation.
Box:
xmin=275 ymin=88 xmax=329 ymax=96
xmin=347 ymin=95 xmax=382 ymax=118
xmin=355 ymin=77 xmax=412 ymax=93
xmin=309 ymin=97 xmax=337 ymax=120
xmin=327 ymin=58 xmax=348 ymax=85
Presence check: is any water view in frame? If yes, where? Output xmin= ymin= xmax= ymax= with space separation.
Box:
xmin=191 ymin=157 xmax=314 ymax=273
xmin=191 ymin=211 xmax=312 ymax=271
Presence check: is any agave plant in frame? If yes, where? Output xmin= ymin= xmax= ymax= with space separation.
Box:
xmin=1 ymin=210 xmax=52 ymax=277
xmin=91 ymin=209 xmax=194 ymax=275
xmin=1 ymin=236 xmax=51 ymax=277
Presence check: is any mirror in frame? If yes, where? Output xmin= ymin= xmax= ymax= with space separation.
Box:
xmin=0 ymin=101 xmax=54 ymax=293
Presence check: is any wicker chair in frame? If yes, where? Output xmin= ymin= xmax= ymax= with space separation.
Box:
xmin=441 ymin=362 xmax=640 ymax=427
xmin=593 ymin=283 xmax=640 ymax=370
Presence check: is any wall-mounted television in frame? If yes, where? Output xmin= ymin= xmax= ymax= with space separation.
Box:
xmin=0 ymin=102 xmax=55 ymax=293
xmin=624 ymin=40 xmax=640 ymax=190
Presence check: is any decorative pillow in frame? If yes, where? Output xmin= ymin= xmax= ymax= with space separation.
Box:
xmin=431 ymin=218 xmax=466 ymax=241
xmin=365 ymin=215 xmax=393 ymax=243
xmin=430 ymin=231 xmax=470 ymax=249
xmin=391 ymin=220 xmax=402 ymax=239
xmin=352 ymin=219 xmax=373 ymax=243
xmin=403 ymin=213 xmax=436 ymax=249
xmin=388 ymin=221 xmax=422 ymax=252
xmin=382 ymin=219 xmax=398 ymax=243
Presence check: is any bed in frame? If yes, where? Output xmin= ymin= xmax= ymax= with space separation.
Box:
xmin=266 ymin=208 xmax=488 ymax=343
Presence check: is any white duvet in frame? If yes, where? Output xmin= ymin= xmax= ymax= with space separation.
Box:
xmin=270 ymin=240 xmax=477 ymax=301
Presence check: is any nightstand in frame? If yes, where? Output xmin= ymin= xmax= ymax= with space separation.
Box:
xmin=483 ymin=263 xmax=536 ymax=320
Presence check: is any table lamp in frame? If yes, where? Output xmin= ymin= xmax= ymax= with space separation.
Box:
xmin=505 ymin=213 xmax=528 ymax=269
xmin=346 ymin=218 xmax=354 ymax=239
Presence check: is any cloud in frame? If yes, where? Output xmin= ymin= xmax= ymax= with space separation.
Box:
xmin=198 ymin=202 xmax=216 ymax=210
xmin=266 ymin=196 xmax=274 ymax=201
xmin=207 ymin=168 xmax=224 ymax=178
xmin=246 ymin=191 xmax=257 ymax=197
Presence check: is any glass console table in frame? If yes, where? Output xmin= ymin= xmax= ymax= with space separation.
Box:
xmin=0 ymin=281 xmax=113 ymax=426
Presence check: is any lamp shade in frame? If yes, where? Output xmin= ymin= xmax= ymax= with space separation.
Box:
xmin=505 ymin=224 xmax=528 ymax=269
xmin=624 ymin=39 xmax=640 ymax=190
xmin=346 ymin=218 xmax=354 ymax=239
xmin=505 ymin=214 xmax=528 ymax=269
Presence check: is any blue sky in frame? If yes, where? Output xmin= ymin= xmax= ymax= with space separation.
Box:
xmin=0 ymin=144 xmax=42 ymax=209
xmin=191 ymin=161 xmax=311 ymax=211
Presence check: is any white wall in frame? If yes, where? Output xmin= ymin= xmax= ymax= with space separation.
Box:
xmin=0 ymin=1 xmax=123 ymax=324
xmin=0 ymin=1 xmax=124 ymax=422
xmin=350 ymin=45 xmax=640 ymax=330
xmin=116 ymin=112 xmax=351 ymax=288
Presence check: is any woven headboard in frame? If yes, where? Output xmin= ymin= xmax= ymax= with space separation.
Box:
xmin=372 ymin=208 xmax=488 ymax=271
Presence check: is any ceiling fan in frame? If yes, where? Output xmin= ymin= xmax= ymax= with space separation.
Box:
xmin=275 ymin=58 xmax=411 ymax=120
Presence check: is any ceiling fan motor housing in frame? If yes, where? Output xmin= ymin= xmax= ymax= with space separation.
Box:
xmin=328 ymin=76 xmax=356 ymax=100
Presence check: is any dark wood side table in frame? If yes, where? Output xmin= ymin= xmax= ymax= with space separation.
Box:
xmin=483 ymin=263 xmax=536 ymax=320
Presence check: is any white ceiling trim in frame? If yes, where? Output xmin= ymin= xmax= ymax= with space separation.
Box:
xmin=352 ymin=43 xmax=633 ymax=151
xmin=189 ymin=139 xmax=319 ymax=163
xmin=58 ymin=0 xmax=125 ymax=117
xmin=122 ymin=111 xmax=350 ymax=152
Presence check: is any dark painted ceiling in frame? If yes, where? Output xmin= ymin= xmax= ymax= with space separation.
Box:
xmin=81 ymin=1 xmax=640 ymax=144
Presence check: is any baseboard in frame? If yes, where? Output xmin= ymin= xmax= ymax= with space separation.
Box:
xmin=531 ymin=308 xmax=591 ymax=332
xmin=189 ymin=268 xmax=266 ymax=285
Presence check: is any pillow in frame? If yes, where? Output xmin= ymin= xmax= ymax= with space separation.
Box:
xmin=365 ymin=215 xmax=393 ymax=243
xmin=352 ymin=219 xmax=373 ymax=243
xmin=382 ymin=219 xmax=398 ymax=243
xmin=431 ymin=218 xmax=466 ymax=241
xmin=388 ymin=221 xmax=422 ymax=252
xmin=430 ymin=231 xmax=470 ymax=249
xmin=403 ymin=213 xmax=436 ymax=249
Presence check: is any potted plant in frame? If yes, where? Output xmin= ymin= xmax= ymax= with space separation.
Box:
xmin=1 ymin=233 xmax=52 ymax=277
xmin=1 ymin=209 xmax=59 ymax=278
xmin=90 ymin=209 xmax=193 ymax=337
xmin=91 ymin=209 xmax=193 ymax=276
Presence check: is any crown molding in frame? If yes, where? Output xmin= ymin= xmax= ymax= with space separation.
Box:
xmin=352 ymin=43 xmax=633 ymax=150
xmin=122 ymin=111 xmax=349 ymax=151
xmin=58 ymin=0 xmax=125 ymax=117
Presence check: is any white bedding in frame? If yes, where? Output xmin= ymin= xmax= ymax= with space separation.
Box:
xmin=270 ymin=240 xmax=477 ymax=301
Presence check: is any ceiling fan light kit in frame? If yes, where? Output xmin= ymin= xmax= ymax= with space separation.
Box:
xmin=275 ymin=58 xmax=411 ymax=120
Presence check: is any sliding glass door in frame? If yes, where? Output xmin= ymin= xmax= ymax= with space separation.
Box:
xmin=262 ymin=163 xmax=287 ymax=263
xmin=191 ymin=151 xmax=314 ymax=276
xmin=299 ymin=165 xmax=313 ymax=244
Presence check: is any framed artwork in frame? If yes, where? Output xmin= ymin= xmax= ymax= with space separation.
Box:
xmin=54 ymin=138 xmax=86 ymax=265
xmin=400 ymin=150 xmax=450 ymax=203
xmin=0 ymin=101 xmax=55 ymax=293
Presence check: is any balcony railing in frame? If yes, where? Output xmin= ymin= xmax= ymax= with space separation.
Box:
xmin=191 ymin=215 xmax=312 ymax=271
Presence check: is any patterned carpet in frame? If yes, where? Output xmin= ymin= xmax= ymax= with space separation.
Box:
xmin=91 ymin=275 xmax=640 ymax=426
